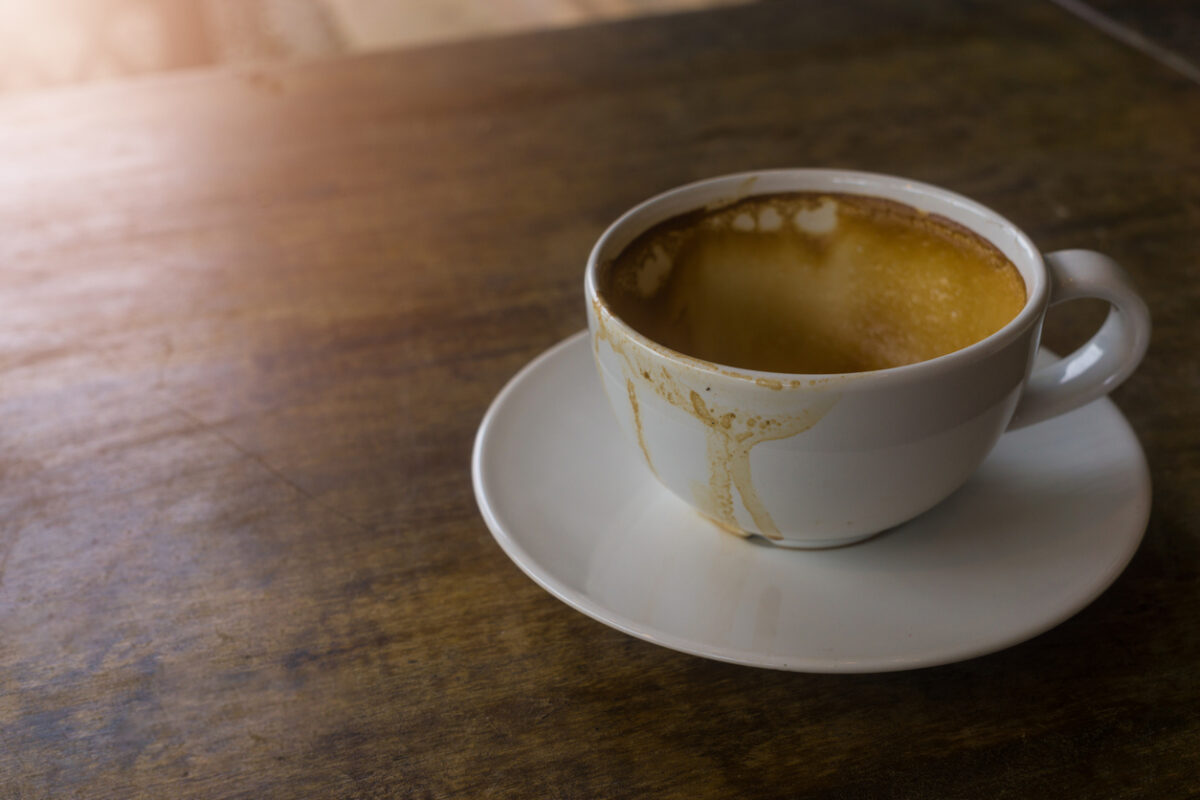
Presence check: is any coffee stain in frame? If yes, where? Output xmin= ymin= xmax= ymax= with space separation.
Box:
xmin=683 ymin=386 xmax=831 ymax=539
xmin=625 ymin=378 xmax=658 ymax=478
xmin=696 ymin=509 xmax=753 ymax=538
xmin=592 ymin=303 xmax=837 ymax=539
xmin=701 ymin=176 xmax=761 ymax=213
xmin=604 ymin=190 xmax=1025 ymax=375
xmin=592 ymin=296 xmax=613 ymax=353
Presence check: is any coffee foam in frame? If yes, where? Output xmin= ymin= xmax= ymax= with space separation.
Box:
xmin=601 ymin=192 xmax=1027 ymax=375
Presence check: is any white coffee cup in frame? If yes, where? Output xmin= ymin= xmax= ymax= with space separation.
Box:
xmin=585 ymin=169 xmax=1150 ymax=548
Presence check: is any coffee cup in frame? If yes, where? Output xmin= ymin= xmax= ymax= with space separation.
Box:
xmin=585 ymin=169 xmax=1150 ymax=548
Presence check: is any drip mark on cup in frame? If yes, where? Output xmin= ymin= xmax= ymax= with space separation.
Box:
xmin=685 ymin=388 xmax=834 ymax=538
xmin=593 ymin=303 xmax=836 ymax=538
xmin=626 ymin=378 xmax=657 ymax=479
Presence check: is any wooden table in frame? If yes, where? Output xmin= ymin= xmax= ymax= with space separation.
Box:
xmin=3 ymin=1 xmax=1198 ymax=796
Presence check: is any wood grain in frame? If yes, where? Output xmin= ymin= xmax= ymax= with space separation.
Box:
xmin=1 ymin=0 xmax=1198 ymax=797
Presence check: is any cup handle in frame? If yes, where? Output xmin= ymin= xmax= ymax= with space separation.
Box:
xmin=1007 ymin=249 xmax=1151 ymax=430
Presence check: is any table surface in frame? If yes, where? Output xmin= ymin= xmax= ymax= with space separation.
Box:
xmin=2 ymin=1 xmax=1198 ymax=796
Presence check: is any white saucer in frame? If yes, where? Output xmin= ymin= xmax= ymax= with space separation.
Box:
xmin=472 ymin=332 xmax=1151 ymax=672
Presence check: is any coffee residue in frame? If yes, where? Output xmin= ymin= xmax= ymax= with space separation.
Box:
xmin=625 ymin=377 xmax=657 ymax=478
xmin=594 ymin=305 xmax=836 ymax=539
xmin=600 ymin=191 xmax=1027 ymax=375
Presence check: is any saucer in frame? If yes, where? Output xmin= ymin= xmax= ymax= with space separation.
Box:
xmin=472 ymin=332 xmax=1151 ymax=672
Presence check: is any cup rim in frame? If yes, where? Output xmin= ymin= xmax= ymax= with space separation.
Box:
xmin=585 ymin=168 xmax=1048 ymax=388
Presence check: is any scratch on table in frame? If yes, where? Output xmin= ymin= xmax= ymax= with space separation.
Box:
xmin=84 ymin=338 xmax=376 ymax=535
xmin=1049 ymin=0 xmax=1200 ymax=85
xmin=168 ymin=403 xmax=375 ymax=535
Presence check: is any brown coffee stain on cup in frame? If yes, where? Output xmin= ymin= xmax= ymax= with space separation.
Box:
xmin=683 ymin=387 xmax=831 ymax=539
xmin=704 ymin=175 xmax=760 ymax=213
xmin=592 ymin=304 xmax=836 ymax=539
xmin=625 ymin=377 xmax=657 ymax=478
xmin=697 ymin=509 xmax=753 ymax=538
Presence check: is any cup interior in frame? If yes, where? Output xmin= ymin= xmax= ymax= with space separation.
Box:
xmin=587 ymin=169 xmax=1047 ymax=380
